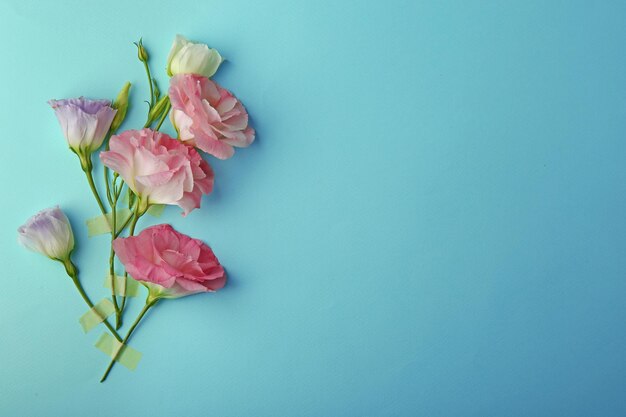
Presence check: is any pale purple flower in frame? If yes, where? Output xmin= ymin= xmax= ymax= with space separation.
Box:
xmin=18 ymin=206 xmax=75 ymax=261
xmin=48 ymin=97 xmax=117 ymax=157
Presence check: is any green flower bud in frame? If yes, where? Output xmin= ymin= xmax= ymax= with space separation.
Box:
xmin=147 ymin=95 xmax=170 ymax=125
xmin=134 ymin=38 xmax=149 ymax=63
xmin=110 ymin=82 xmax=131 ymax=133
xmin=152 ymin=79 xmax=160 ymax=100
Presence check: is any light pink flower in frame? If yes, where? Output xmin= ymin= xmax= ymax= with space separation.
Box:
xmin=113 ymin=224 xmax=226 ymax=299
xmin=169 ymin=74 xmax=255 ymax=159
xmin=100 ymin=128 xmax=213 ymax=215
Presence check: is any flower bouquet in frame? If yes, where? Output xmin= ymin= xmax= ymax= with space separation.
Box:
xmin=17 ymin=35 xmax=254 ymax=382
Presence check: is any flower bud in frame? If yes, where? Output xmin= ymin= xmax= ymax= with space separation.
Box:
xmin=17 ymin=206 xmax=75 ymax=262
xmin=110 ymin=82 xmax=131 ymax=133
xmin=135 ymin=38 xmax=149 ymax=62
xmin=147 ymin=95 xmax=170 ymax=125
xmin=166 ymin=34 xmax=222 ymax=78
xmin=152 ymin=79 xmax=160 ymax=99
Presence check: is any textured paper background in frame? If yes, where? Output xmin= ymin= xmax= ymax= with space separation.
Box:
xmin=1 ymin=1 xmax=625 ymax=416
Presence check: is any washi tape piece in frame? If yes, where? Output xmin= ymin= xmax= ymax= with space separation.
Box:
xmin=85 ymin=208 xmax=133 ymax=237
xmin=147 ymin=204 xmax=165 ymax=217
xmin=104 ymin=274 xmax=141 ymax=297
xmin=79 ymin=299 xmax=116 ymax=333
xmin=94 ymin=333 xmax=142 ymax=371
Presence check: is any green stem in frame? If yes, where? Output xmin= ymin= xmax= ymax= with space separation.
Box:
xmin=104 ymin=166 xmax=113 ymax=207
xmin=111 ymin=193 xmax=139 ymax=325
xmin=102 ymin=134 xmax=114 ymax=206
xmin=141 ymin=58 xmax=157 ymax=129
xmin=128 ymin=201 xmax=144 ymax=236
xmin=109 ymin=201 xmax=122 ymax=328
xmin=155 ymin=102 xmax=171 ymax=131
xmin=119 ymin=273 xmax=129 ymax=314
xmin=100 ymin=298 xmax=157 ymax=382
xmin=83 ymin=162 xmax=107 ymax=215
xmin=118 ymin=203 xmax=145 ymax=315
xmin=114 ymin=178 xmax=124 ymax=201
xmin=62 ymin=259 xmax=122 ymax=342
xmin=143 ymin=60 xmax=155 ymax=108
xmin=116 ymin=213 xmax=133 ymax=235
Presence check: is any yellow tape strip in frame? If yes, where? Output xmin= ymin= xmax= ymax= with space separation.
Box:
xmin=104 ymin=274 xmax=141 ymax=297
xmin=78 ymin=299 xmax=115 ymax=333
xmin=85 ymin=208 xmax=133 ymax=237
xmin=94 ymin=333 xmax=142 ymax=371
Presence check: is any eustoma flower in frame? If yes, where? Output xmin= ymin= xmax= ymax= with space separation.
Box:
xmin=167 ymin=34 xmax=223 ymax=78
xmin=100 ymin=128 xmax=214 ymax=215
xmin=18 ymin=207 xmax=122 ymax=340
xmin=25 ymin=35 xmax=252 ymax=382
xmin=169 ymin=74 xmax=255 ymax=159
xmin=48 ymin=97 xmax=117 ymax=169
xmin=18 ymin=206 xmax=74 ymax=262
xmin=100 ymin=224 xmax=225 ymax=381
xmin=113 ymin=224 xmax=226 ymax=299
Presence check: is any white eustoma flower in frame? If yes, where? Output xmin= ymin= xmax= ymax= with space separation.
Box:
xmin=166 ymin=34 xmax=223 ymax=78
xmin=17 ymin=206 xmax=75 ymax=261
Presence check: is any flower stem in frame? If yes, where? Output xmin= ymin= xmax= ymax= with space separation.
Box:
xmin=143 ymin=60 xmax=155 ymax=108
xmin=115 ymin=212 xmax=134 ymax=234
xmin=155 ymin=101 xmax=171 ymax=131
xmin=118 ymin=203 xmax=145 ymax=316
xmin=102 ymin=133 xmax=114 ymax=206
xmin=104 ymin=166 xmax=113 ymax=207
xmin=83 ymin=164 xmax=108 ymax=216
xmin=128 ymin=210 xmax=141 ymax=236
xmin=108 ymin=176 xmax=129 ymax=328
xmin=62 ymin=259 xmax=122 ymax=342
xmin=111 ymin=193 xmax=140 ymax=327
xmin=109 ymin=200 xmax=122 ymax=328
xmin=100 ymin=298 xmax=157 ymax=382
xmin=119 ymin=272 xmax=130 ymax=315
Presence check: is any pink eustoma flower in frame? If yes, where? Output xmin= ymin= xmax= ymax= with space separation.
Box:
xmin=113 ymin=224 xmax=226 ymax=299
xmin=100 ymin=128 xmax=213 ymax=215
xmin=169 ymin=74 xmax=255 ymax=159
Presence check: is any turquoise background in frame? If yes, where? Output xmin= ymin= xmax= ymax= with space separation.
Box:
xmin=1 ymin=0 xmax=625 ymax=416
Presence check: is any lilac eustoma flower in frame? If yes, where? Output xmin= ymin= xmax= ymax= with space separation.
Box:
xmin=17 ymin=206 xmax=75 ymax=261
xmin=48 ymin=97 xmax=116 ymax=161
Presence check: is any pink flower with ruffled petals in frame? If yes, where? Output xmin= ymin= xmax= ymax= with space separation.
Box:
xmin=100 ymin=128 xmax=213 ymax=215
xmin=113 ymin=224 xmax=226 ymax=299
xmin=169 ymin=74 xmax=255 ymax=159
